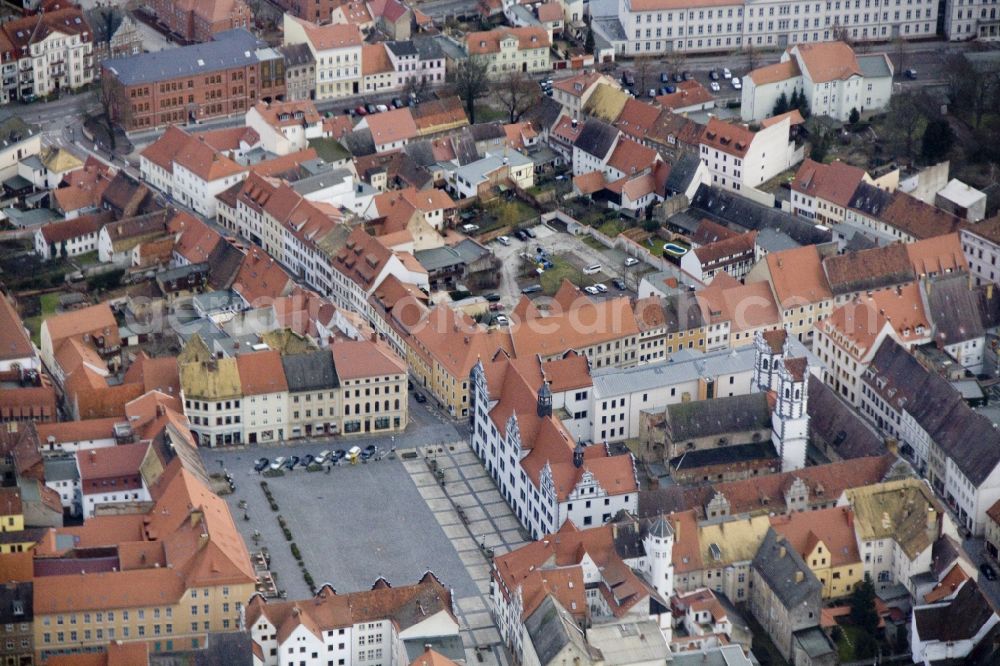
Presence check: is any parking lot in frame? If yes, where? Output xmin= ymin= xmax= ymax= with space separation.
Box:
xmin=489 ymin=222 xmax=655 ymax=308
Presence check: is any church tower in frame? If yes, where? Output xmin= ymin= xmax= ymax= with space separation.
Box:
xmin=772 ymin=357 xmax=809 ymax=471
xmin=537 ymin=381 xmax=552 ymax=418
xmin=643 ymin=515 xmax=675 ymax=602
xmin=753 ymin=329 xmax=787 ymax=393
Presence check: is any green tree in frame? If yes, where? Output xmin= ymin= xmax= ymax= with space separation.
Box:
xmin=848 ymin=107 xmax=860 ymax=125
xmin=584 ymin=15 xmax=595 ymax=54
xmin=849 ymin=577 xmax=879 ymax=635
xmin=773 ymin=92 xmax=789 ymax=116
xmin=921 ymin=118 xmax=954 ymax=163
xmin=789 ymin=89 xmax=799 ymax=108
xmin=453 ymin=56 xmax=491 ymax=125
xmin=797 ymin=93 xmax=811 ymax=119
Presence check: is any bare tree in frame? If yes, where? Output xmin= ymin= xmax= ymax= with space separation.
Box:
xmin=634 ymin=55 xmax=655 ymax=95
xmin=832 ymin=22 xmax=853 ymax=48
xmin=98 ymin=78 xmax=131 ymax=151
xmin=663 ymin=49 xmax=687 ymax=78
xmin=892 ymin=37 xmax=907 ymax=77
xmin=495 ymin=71 xmax=540 ymax=124
xmin=943 ymin=53 xmax=1000 ymax=129
xmin=452 ymin=56 xmax=491 ymax=125
xmin=885 ymin=92 xmax=926 ymax=161
xmin=742 ymin=43 xmax=761 ymax=72
xmin=403 ymin=75 xmax=430 ymax=103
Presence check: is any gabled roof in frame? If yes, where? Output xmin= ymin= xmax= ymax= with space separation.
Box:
xmin=288 ymin=15 xmax=363 ymax=50
xmin=665 ymin=392 xmax=771 ymax=442
xmin=926 ymin=272 xmax=986 ymax=347
xmin=791 ymin=159 xmax=868 ymax=208
xmin=753 ymin=528 xmax=821 ymax=608
xmin=749 ymin=58 xmax=801 ymax=85
xmin=880 ymin=191 xmax=964 ymax=241
xmin=914 ymin=579 xmax=996 ymax=644
xmin=655 ymin=79 xmax=714 ymax=111
xmin=700 ymin=117 xmax=754 ymax=158
xmin=572 ymin=119 xmax=619 ymax=159
xmin=822 ymin=242 xmax=914 ymax=295
xmin=790 ymin=41 xmax=862 ymax=83
xmin=763 ymin=245 xmax=832 ymax=309
xmin=466 ymin=26 xmax=549 ymax=55
xmin=365 ymin=107 xmax=419 ymax=148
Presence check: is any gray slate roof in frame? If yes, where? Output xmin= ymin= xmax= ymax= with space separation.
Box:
xmin=573 ymin=119 xmax=619 ymax=159
xmin=341 ymin=129 xmax=377 ymax=157
xmin=690 ymin=185 xmax=832 ymax=246
xmin=865 ymin=339 xmax=1000 ymax=485
xmin=0 ymin=581 xmax=31 ymax=624
xmin=665 ymin=392 xmax=771 ymax=442
xmin=523 ymin=596 xmax=591 ymax=666
xmin=670 ymin=440 xmax=778 ymax=470
xmin=914 ymin=579 xmax=996 ymax=643
xmin=664 ymin=153 xmax=702 ymax=195
xmin=281 ymin=350 xmax=339 ymax=393
xmin=280 ymin=43 xmax=314 ymax=67
xmin=807 ymin=375 xmax=885 ymax=459
xmin=848 ymin=181 xmax=895 ymax=217
xmin=927 ymin=272 xmax=986 ymax=346
xmin=857 ymin=54 xmax=893 ymax=79
xmin=43 ymin=456 xmax=79 ymax=482
xmin=104 ymin=29 xmax=263 ymax=86
xmin=753 ymin=528 xmax=821 ymax=609
xmin=524 ymin=96 xmax=563 ymax=132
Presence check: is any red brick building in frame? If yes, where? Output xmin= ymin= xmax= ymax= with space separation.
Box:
xmin=102 ymin=29 xmax=285 ymax=132
xmin=147 ymin=0 xmax=253 ymax=43
xmin=273 ymin=0 xmax=339 ymax=22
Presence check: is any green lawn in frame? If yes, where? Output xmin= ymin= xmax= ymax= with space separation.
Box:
xmin=473 ymin=104 xmax=508 ymax=123
xmin=581 ymin=235 xmax=607 ymax=251
xmin=539 ymin=255 xmax=583 ymax=295
xmin=24 ymin=292 xmax=61 ymax=346
xmin=836 ymin=625 xmax=867 ymax=662
xmin=597 ymin=219 xmax=624 ymax=238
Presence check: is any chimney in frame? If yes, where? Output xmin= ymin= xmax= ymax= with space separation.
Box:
xmin=199 ymin=532 xmax=210 ymax=549
xmin=156 ymin=404 xmax=166 ymax=417
xmin=89 ymin=450 xmax=97 ymax=464
xmin=794 ymin=570 xmax=804 ymax=583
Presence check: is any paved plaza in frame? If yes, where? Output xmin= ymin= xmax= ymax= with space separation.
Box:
xmin=205 ymin=424 xmax=527 ymax=666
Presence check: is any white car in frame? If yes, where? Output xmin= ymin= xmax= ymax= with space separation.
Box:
xmin=583 ymin=285 xmax=600 ymax=295
xmin=594 ymin=283 xmax=608 ymax=293
xmin=710 ymin=81 xmax=721 ymax=92
xmin=376 ymin=104 xmax=389 ymax=112
xmin=731 ymin=77 xmax=742 ymax=90
xmin=625 ymin=257 xmax=639 ymax=266
xmin=497 ymin=235 xmax=511 ymax=246
xmin=494 ymin=314 xmax=509 ymax=326
xmin=723 ymin=68 xmax=732 ymax=79
xmin=270 ymin=457 xmax=286 ymax=470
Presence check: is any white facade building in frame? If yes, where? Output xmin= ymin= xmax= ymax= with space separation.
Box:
xmin=596 ymin=0 xmax=939 ymax=56
xmin=945 ymin=0 xmax=1000 ymax=41
xmin=699 ymin=116 xmax=799 ymax=194
xmin=283 ymin=14 xmax=363 ymax=100
xmin=741 ymin=41 xmax=893 ymax=122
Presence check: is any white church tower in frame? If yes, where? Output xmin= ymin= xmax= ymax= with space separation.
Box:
xmin=772 ymin=357 xmax=809 ymax=472
xmin=643 ymin=515 xmax=675 ymax=602
xmin=752 ymin=329 xmax=787 ymax=393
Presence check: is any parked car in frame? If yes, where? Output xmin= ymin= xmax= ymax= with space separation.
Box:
xmin=301 ymin=454 xmax=315 ymax=468
xmin=523 ymin=227 xmax=536 ymax=239
xmin=254 ymin=458 xmax=270 ymax=472
xmin=625 ymin=256 xmax=639 ymax=266
xmin=317 ymin=450 xmax=331 ymax=463
xmin=283 ymin=456 xmax=299 ymax=470
xmin=660 ymin=72 xmax=670 ymax=83
xmin=722 ymin=67 xmax=732 ymax=79
xmin=648 ymin=88 xmax=657 ymax=98
xmin=682 ymin=71 xmax=692 ymax=81
xmin=484 ymin=293 xmax=501 ymax=302
xmin=594 ymin=283 xmax=608 ymax=293
xmin=621 ymin=70 xmax=635 ymax=86
xmin=710 ymin=81 xmax=721 ymax=92
xmin=905 ymin=68 xmax=918 ymax=79
xmin=497 ymin=235 xmax=511 ymax=246
xmin=709 ymin=70 xmax=720 ymax=80
xmin=270 ymin=456 xmax=286 ymax=470
xmin=361 ymin=445 xmax=377 ymax=460
xmin=981 ymin=562 xmax=997 ymax=581
xmin=664 ymin=85 xmax=676 ymax=94
xmin=731 ymin=77 xmax=742 ymax=90
xmin=392 ymin=98 xmax=404 ymax=108
xmin=355 ymin=106 xmax=368 ymax=116
xmin=582 ymin=285 xmax=598 ymax=295
xmin=545 ymin=89 xmax=554 ymax=97
xmin=659 ymin=87 xmax=670 ymax=96
xmin=493 ymin=314 xmax=509 ymax=326
xmin=672 ymin=72 xmax=683 ymax=83
xmin=376 ymin=104 xmax=389 ymax=113
xmin=330 ymin=449 xmax=346 ymax=463
xmin=514 ymin=229 xmax=528 ymax=241
xmin=414 ymin=392 xmax=427 ymax=403
xmin=366 ymin=103 xmax=377 ymax=114
xmin=521 ymin=284 xmax=542 ymax=294
xmin=612 ymin=278 xmax=627 ymax=290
